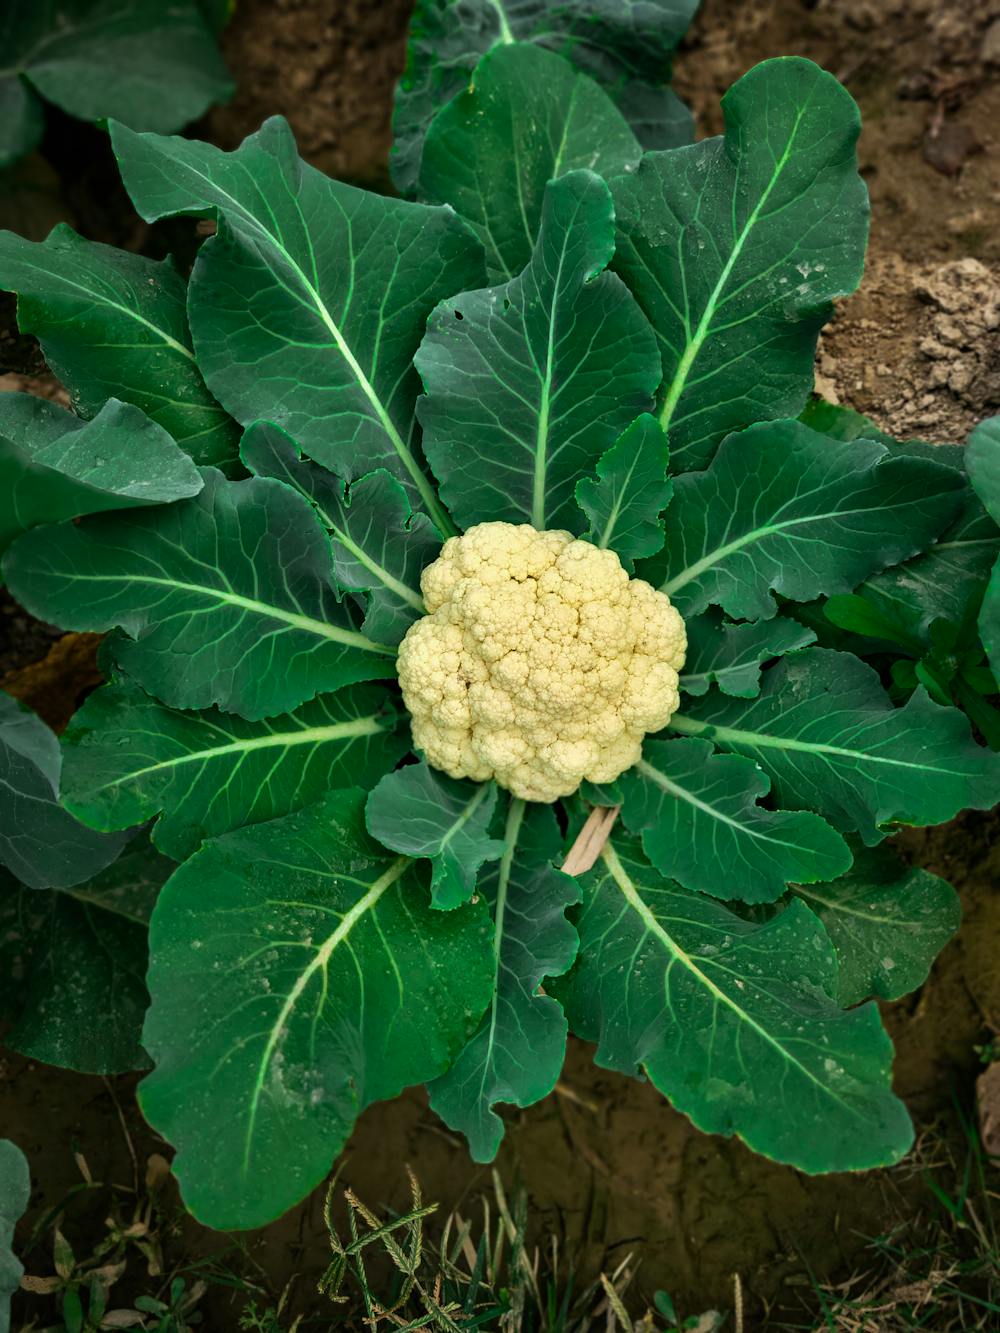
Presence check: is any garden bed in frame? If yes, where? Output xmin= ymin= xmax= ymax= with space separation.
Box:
xmin=3 ymin=0 xmax=1000 ymax=1326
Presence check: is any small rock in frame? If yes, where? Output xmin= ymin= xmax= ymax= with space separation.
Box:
xmin=982 ymin=17 xmax=1000 ymax=64
xmin=923 ymin=122 xmax=982 ymax=176
xmin=977 ymin=1062 xmax=1000 ymax=1157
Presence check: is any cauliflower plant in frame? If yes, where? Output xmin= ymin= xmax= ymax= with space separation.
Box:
xmin=397 ymin=522 xmax=687 ymax=802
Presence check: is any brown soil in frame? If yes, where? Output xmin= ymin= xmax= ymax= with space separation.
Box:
xmin=4 ymin=1 xmax=1000 ymax=1328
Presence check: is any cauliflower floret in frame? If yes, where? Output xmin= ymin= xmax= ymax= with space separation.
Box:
xmin=396 ymin=522 xmax=686 ymax=803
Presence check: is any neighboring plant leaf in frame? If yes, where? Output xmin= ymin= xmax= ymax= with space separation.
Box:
xmin=0 ymin=394 xmax=203 ymax=557
xmin=0 ymin=840 xmax=172 ymax=1074
xmin=419 ymin=43 xmax=640 ymax=281
xmin=680 ymin=611 xmax=816 ymax=698
xmin=651 ymin=420 xmax=963 ymax=620
xmin=3 ymin=469 xmax=397 ymax=720
xmin=575 ymin=413 xmax=671 ymax=572
xmin=793 ymin=844 xmax=961 ymax=1007
xmin=967 ymin=415 xmax=1000 ymax=681
xmin=242 ymin=422 xmax=439 ymax=647
xmin=621 ymin=737 xmax=851 ymax=903
xmin=0 ymin=225 xmax=238 ymax=467
xmin=366 ymin=762 xmax=506 ymax=910
xmin=0 ymin=690 xmax=128 ymax=890
xmin=110 ymin=116 xmax=486 ymax=533
xmin=669 ymin=648 xmax=1000 ymax=843
xmin=391 ymin=0 xmax=698 ymax=194
xmin=798 ymin=398 xmax=894 ymax=444
xmin=556 ymin=833 xmax=913 ymax=1173
xmin=0 ymin=1139 xmax=29 ymax=1333
xmin=613 ymin=58 xmax=868 ymax=471
xmin=1 ymin=0 xmax=232 ymax=168
xmin=0 ymin=75 xmax=43 ymax=168
xmin=416 ymin=169 xmax=661 ymax=532
xmin=139 ymin=790 xmax=494 ymax=1229
xmin=61 ymin=680 xmax=407 ymax=862
xmin=428 ymin=800 xmax=579 ymax=1160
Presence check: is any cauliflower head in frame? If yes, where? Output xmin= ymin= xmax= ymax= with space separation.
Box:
xmin=397 ymin=522 xmax=687 ymax=803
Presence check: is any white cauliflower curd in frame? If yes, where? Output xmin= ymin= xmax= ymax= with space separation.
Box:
xmin=396 ymin=522 xmax=686 ymax=803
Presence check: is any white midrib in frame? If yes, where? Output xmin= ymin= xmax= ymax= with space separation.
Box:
xmin=599 ymin=839 xmax=854 ymax=1109
xmin=171 ymin=159 xmax=452 ymax=533
xmin=318 ymin=511 xmax=424 ymax=613
xmin=795 ymin=886 xmax=908 ymax=929
xmin=635 ymin=759 xmax=810 ymax=852
xmin=87 ymin=715 xmax=387 ymax=794
xmin=488 ymin=0 xmax=516 ymax=43
xmin=531 ymin=239 xmax=571 ymax=529
xmin=242 ymin=854 xmax=410 ymax=1172
xmin=57 ymin=571 xmax=395 ymax=656
xmin=597 ymin=451 xmax=643 ymax=549
xmin=662 ymin=496 xmax=925 ymax=597
xmin=668 ymin=713 xmax=941 ymax=774
xmin=478 ymin=798 xmax=526 ymax=1101
xmin=658 ymin=107 xmax=807 ymax=434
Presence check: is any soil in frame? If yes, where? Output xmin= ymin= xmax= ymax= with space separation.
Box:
xmin=3 ymin=1 xmax=1000 ymax=1328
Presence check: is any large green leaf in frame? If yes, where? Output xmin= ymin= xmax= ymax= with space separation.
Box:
xmin=419 ymin=43 xmax=640 ymax=282
xmin=3 ymin=469 xmax=396 ymax=720
xmin=0 ymin=690 xmax=128 ymax=891
xmin=679 ymin=610 xmax=815 ymax=698
xmin=110 ymin=117 xmax=486 ymax=534
xmin=967 ymin=416 xmax=1000 ymax=679
xmin=613 ymin=58 xmax=868 ymax=470
xmin=0 ymin=394 xmax=203 ymax=556
xmin=391 ymin=0 xmax=697 ymax=194
xmin=0 ymin=0 xmax=232 ymax=167
xmin=556 ymin=833 xmax=913 ymax=1172
xmin=241 ymin=422 xmax=439 ymax=647
xmin=0 ymin=840 xmax=171 ymax=1074
xmin=620 ymin=737 xmax=851 ymax=903
xmin=650 ymin=421 xmax=963 ymax=620
xmin=416 ymin=170 xmax=661 ymax=531
xmin=61 ymin=680 xmax=407 ymax=862
xmin=793 ymin=844 xmax=961 ymax=1007
xmin=0 ymin=1140 xmax=29 ymax=1333
xmin=0 ymin=225 xmax=238 ymax=467
xmin=428 ymin=800 xmax=579 ymax=1160
xmin=575 ymin=414 xmax=671 ymax=573
xmin=669 ymin=648 xmax=1000 ymax=843
xmin=366 ymin=762 xmax=506 ymax=910
xmin=139 ymin=790 xmax=494 ymax=1229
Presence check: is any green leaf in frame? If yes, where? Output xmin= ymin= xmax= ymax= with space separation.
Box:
xmin=0 ymin=394 xmax=203 ymax=557
xmin=3 ymin=469 xmax=396 ymax=720
xmin=680 ymin=610 xmax=815 ymax=698
xmin=61 ymin=679 xmax=407 ymax=862
xmin=0 ymin=225 xmax=238 ymax=466
xmin=575 ymin=414 xmax=671 ymax=572
xmin=620 ymin=737 xmax=851 ymax=903
xmin=651 ymin=420 xmax=963 ymax=620
xmin=366 ymin=762 xmax=506 ymax=910
xmin=391 ymin=0 xmax=697 ymax=195
xmin=967 ymin=416 xmax=1000 ymax=682
xmin=0 ymin=690 xmax=128 ymax=891
xmin=0 ymin=73 xmax=43 ymax=168
xmin=613 ymin=58 xmax=868 ymax=470
xmin=110 ymin=116 xmax=486 ymax=533
xmin=798 ymin=398 xmax=894 ymax=445
xmin=1 ymin=1 xmax=231 ymax=165
xmin=0 ymin=840 xmax=172 ymax=1074
xmin=669 ymin=648 xmax=1000 ymax=844
xmin=822 ymin=594 xmax=922 ymax=652
xmin=793 ymin=844 xmax=961 ymax=1007
xmin=556 ymin=833 xmax=913 ymax=1172
xmin=428 ymin=800 xmax=579 ymax=1160
xmin=241 ymin=422 xmax=439 ymax=647
xmin=419 ymin=43 xmax=640 ymax=282
xmin=416 ymin=170 xmax=661 ymax=531
xmin=0 ymin=1140 xmax=29 ymax=1333
xmin=139 ymin=790 xmax=494 ymax=1229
